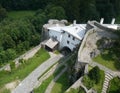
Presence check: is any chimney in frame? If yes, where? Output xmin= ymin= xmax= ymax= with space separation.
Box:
xmin=111 ymin=18 xmax=115 ymax=24
xmin=100 ymin=18 xmax=104 ymax=24
xmin=73 ymin=20 xmax=76 ymax=26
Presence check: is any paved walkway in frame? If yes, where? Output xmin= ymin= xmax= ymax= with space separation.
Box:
xmin=45 ymin=64 xmax=67 ymax=93
xmin=90 ymin=61 xmax=120 ymax=77
xmin=89 ymin=61 xmax=115 ymax=75
xmin=12 ymin=54 xmax=63 ymax=93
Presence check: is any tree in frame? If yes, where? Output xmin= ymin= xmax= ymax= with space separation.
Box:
xmin=31 ymin=12 xmax=47 ymax=33
xmin=79 ymin=0 xmax=99 ymax=22
xmin=88 ymin=66 xmax=101 ymax=84
xmin=66 ymin=0 xmax=81 ymax=21
xmin=46 ymin=6 xmax=66 ymax=20
xmin=0 ymin=5 xmax=7 ymax=22
xmin=5 ymin=49 xmax=16 ymax=60
xmin=2 ymin=34 xmax=15 ymax=50
xmin=0 ymin=50 xmax=10 ymax=64
xmin=30 ymin=33 xmax=40 ymax=46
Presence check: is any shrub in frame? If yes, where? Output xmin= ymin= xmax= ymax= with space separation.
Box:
xmin=88 ymin=66 xmax=101 ymax=84
xmin=83 ymin=75 xmax=94 ymax=89
xmin=10 ymin=61 xmax=15 ymax=70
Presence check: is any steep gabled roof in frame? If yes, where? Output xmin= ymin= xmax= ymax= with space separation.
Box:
xmin=48 ymin=24 xmax=86 ymax=40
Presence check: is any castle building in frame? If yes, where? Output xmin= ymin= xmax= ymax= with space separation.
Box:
xmin=43 ymin=20 xmax=86 ymax=51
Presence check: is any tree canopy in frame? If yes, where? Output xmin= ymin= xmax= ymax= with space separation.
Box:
xmin=0 ymin=0 xmax=120 ymax=65
xmin=0 ymin=0 xmax=120 ymax=23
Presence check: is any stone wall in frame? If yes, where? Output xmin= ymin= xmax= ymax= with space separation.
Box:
xmin=0 ymin=44 xmax=41 ymax=71
xmin=73 ymin=20 xmax=119 ymax=92
xmin=78 ymin=27 xmax=95 ymax=63
xmin=93 ymin=21 xmax=115 ymax=31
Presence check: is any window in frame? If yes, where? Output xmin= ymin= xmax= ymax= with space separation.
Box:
xmin=73 ymin=37 xmax=75 ymax=40
xmin=68 ymin=34 xmax=70 ymax=38
xmin=67 ymin=41 xmax=69 ymax=44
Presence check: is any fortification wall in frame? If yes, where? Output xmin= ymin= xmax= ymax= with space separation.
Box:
xmin=93 ymin=21 xmax=115 ymax=31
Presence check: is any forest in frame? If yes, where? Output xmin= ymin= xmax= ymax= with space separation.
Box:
xmin=0 ymin=0 xmax=120 ymax=65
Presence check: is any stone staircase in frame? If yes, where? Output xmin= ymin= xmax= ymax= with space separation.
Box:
xmin=102 ymin=72 xmax=114 ymax=93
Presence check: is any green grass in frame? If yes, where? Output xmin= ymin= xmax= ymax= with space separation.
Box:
xmin=108 ymin=77 xmax=120 ymax=93
xmin=93 ymin=50 xmax=119 ymax=71
xmin=0 ymin=48 xmax=50 ymax=92
xmin=53 ymin=65 xmax=65 ymax=76
xmin=50 ymin=54 xmax=77 ymax=93
xmin=34 ymin=53 xmax=77 ymax=93
xmin=66 ymin=87 xmax=85 ymax=93
xmin=34 ymin=64 xmax=66 ymax=93
xmin=34 ymin=75 xmax=53 ymax=93
xmin=8 ymin=11 xmax=35 ymax=19
xmin=93 ymin=70 xmax=105 ymax=93
xmin=66 ymin=88 xmax=79 ymax=93
xmin=51 ymin=71 xmax=70 ymax=93
xmin=53 ymin=50 xmax=60 ymax=54
xmin=88 ymin=65 xmax=93 ymax=72
xmin=83 ymin=69 xmax=105 ymax=93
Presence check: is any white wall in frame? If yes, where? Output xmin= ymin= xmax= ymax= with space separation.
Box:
xmin=49 ymin=30 xmax=61 ymax=41
xmin=49 ymin=30 xmax=81 ymax=51
xmin=61 ymin=32 xmax=80 ymax=51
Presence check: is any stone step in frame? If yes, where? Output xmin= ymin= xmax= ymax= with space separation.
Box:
xmin=102 ymin=88 xmax=107 ymax=91
xmin=105 ymin=78 xmax=110 ymax=82
xmin=103 ymin=84 xmax=108 ymax=88
xmin=105 ymin=75 xmax=112 ymax=80
xmin=102 ymin=89 xmax=107 ymax=93
xmin=104 ymin=83 xmax=109 ymax=87
xmin=106 ymin=72 xmax=113 ymax=76
xmin=102 ymin=89 xmax=106 ymax=93
xmin=102 ymin=87 xmax=107 ymax=91
xmin=106 ymin=73 xmax=113 ymax=79
xmin=104 ymin=80 xmax=109 ymax=84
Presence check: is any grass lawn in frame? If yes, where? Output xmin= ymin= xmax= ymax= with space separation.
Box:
xmin=88 ymin=65 xmax=93 ymax=72
xmin=83 ymin=69 xmax=105 ymax=93
xmin=108 ymin=77 xmax=120 ymax=93
xmin=93 ymin=50 xmax=119 ymax=71
xmin=34 ymin=64 xmax=66 ymax=93
xmin=34 ymin=75 xmax=53 ymax=93
xmin=34 ymin=53 xmax=76 ymax=93
xmin=93 ymin=70 xmax=105 ymax=93
xmin=51 ymin=71 xmax=70 ymax=93
xmin=66 ymin=87 xmax=85 ymax=93
xmin=0 ymin=48 xmax=50 ymax=92
xmin=8 ymin=10 xmax=35 ymax=19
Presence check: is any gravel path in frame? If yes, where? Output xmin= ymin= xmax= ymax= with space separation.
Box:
xmin=12 ymin=54 xmax=63 ymax=93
